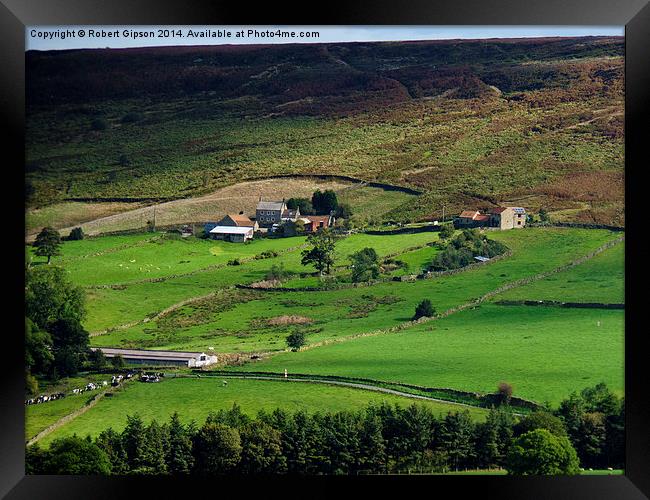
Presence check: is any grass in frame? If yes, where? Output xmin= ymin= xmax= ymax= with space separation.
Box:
xmin=38 ymin=377 xmax=488 ymax=446
xmin=26 ymin=373 xmax=121 ymax=441
xmin=227 ymin=304 xmax=624 ymax=406
xmin=36 ymin=235 xmax=305 ymax=287
xmin=34 ymin=230 xmax=440 ymax=331
xmin=89 ymin=228 xmax=622 ymax=352
xmin=494 ymin=242 xmax=624 ymax=304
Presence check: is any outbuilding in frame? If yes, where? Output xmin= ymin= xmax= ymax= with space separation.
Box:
xmin=95 ymin=348 xmax=218 ymax=367
xmin=208 ymin=225 xmax=254 ymax=242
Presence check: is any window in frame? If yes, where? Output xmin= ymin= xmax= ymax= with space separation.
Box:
xmin=200 ymin=355 xmax=206 ymax=361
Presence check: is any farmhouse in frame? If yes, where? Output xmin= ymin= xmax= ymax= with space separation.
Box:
xmin=256 ymin=199 xmax=288 ymax=228
xmin=454 ymin=207 xmax=526 ymax=230
xmin=94 ymin=348 xmax=218 ymax=367
xmin=488 ymin=206 xmax=527 ymax=230
xmin=209 ymin=225 xmax=254 ymax=242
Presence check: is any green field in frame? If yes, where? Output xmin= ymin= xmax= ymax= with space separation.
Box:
xmin=26 ymin=373 xmax=123 ymax=441
xmin=228 ymin=304 xmax=624 ymax=405
xmin=90 ymin=228 xmax=621 ymax=353
xmin=37 ymin=377 xmax=488 ymax=446
xmin=28 ymin=225 xmax=625 ymax=449
xmin=495 ymin=242 xmax=624 ymax=304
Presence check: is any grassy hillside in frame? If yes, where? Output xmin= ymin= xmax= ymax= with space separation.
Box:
xmin=26 ymin=37 xmax=624 ymax=228
xmin=228 ymin=304 xmax=624 ymax=405
xmin=82 ymin=228 xmax=621 ymax=351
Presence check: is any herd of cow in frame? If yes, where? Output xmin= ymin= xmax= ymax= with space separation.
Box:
xmin=140 ymin=372 xmax=165 ymax=383
xmin=24 ymin=372 xmax=137 ymax=406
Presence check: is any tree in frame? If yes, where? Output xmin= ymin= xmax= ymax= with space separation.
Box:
xmin=312 ymin=189 xmax=338 ymax=214
xmin=286 ymin=330 xmax=306 ymax=351
xmin=514 ymin=411 xmax=568 ymax=438
xmin=192 ymin=422 xmax=242 ymax=475
xmin=335 ymin=203 xmax=353 ymax=219
xmin=239 ymin=421 xmax=286 ymax=474
xmin=439 ymin=411 xmax=475 ymax=471
xmin=34 ymin=227 xmax=62 ymax=264
xmin=350 ymin=247 xmax=380 ymax=282
xmin=111 ymin=354 xmax=126 ymax=369
xmin=166 ymin=413 xmax=195 ymax=474
xmin=505 ymin=429 xmax=580 ymax=475
xmin=413 ymin=299 xmax=435 ymax=320
xmin=25 ymin=265 xmax=86 ymax=330
xmin=88 ymin=349 xmax=108 ymax=371
xmin=67 ymin=227 xmax=84 ymax=241
xmin=95 ymin=427 xmax=129 ymax=474
xmin=42 ymin=436 xmax=112 ymax=475
xmin=25 ymin=318 xmax=53 ymax=376
xmin=25 ymin=444 xmax=49 ymax=475
xmin=539 ymin=208 xmax=551 ymax=223
xmin=497 ymin=382 xmax=514 ymax=405
xmin=474 ymin=407 xmax=515 ymax=469
xmin=49 ymin=318 xmax=90 ymax=377
xmin=301 ymin=229 xmax=336 ymax=275
xmin=286 ymin=197 xmax=313 ymax=215
xmin=438 ymin=224 xmax=454 ymax=240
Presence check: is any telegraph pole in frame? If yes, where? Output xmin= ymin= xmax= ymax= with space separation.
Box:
xmin=442 ymin=205 xmax=445 ymax=223
xmin=153 ymin=206 xmax=156 ymax=232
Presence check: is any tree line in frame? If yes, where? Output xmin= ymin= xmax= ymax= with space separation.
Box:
xmin=26 ymin=382 xmax=623 ymax=475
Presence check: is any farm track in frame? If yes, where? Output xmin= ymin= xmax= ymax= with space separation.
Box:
xmin=27 ymin=378 xmax=135 ymax=445
xmin=199 ymin=374 xmax=506 ymax=413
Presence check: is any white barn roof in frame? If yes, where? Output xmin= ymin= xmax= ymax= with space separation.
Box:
xmin=209 ymin=225 xmax=254 ymax=235
xmin=95 ymin=347 xmax=209 ymax=361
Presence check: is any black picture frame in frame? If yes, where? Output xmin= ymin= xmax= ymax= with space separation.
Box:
xmin=2 ymin=0 xmax=648 ymax=498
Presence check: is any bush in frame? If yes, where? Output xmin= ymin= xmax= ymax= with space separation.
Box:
xmin=266 ymin=263 xmax=289 ymax=281
xmin=118 ymin=154 xmax=131 ymax=167
xmin=430 ymin=230 xmax=508 ymax=271
xmin=413 ymin=299 xmax=435 ymax=320
xmin=506 ymin=429 xmax=580 ymax=475
xmin=286 ymin=331 xmax=307 ymax=351
xmin=67 ymin=227 xmax=84 ymax=241
xmin=121 ymin=112 xmax=143 ymax=123
xmin=438 ymin=224 xmax=455 ymax=239
xmin=91 ymin=118 xmax=108 ymax=131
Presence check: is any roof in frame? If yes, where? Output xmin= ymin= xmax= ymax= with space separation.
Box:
xmin=306 ymin=215 xmax=330 ymax=224
xmin=95 ymin=348 xmax=212 ymax=361
xmin=474 ymin=214 xmax=490 ymax=222
xmin=282 ymin=209 xmax=299 ymax=218
xmin=222 ymin=214 xmax=256 ymax=227
xmin=458 ymin=210 xmax=480 ymax=219
xmin=257 ymin=201 xmax=285 ymax=211
xmin=512 ymin=207 xmax=526 ymax=214
xmin=209 ymin=226 xmax=254 ymax=235
xmin=488 ymin=207 xmax=507 ymax=214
